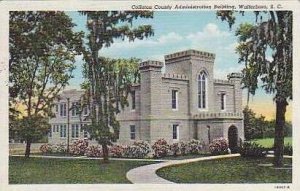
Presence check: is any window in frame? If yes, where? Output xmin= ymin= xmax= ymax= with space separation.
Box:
xmin=56 ymin=125 xmax=59 ymax=132
xmin=198 ymin=71 xmax=207 ymax=109
xmin=71 ymin=102 xmax=80 ymax=116
xmin=81 ymin=124 xmax=88 ymax=138
xmin=221 ymin=93 xmax=226 ymax=111
xmin=130 ymin=125 xmax=136 ymax=140
xmin=131 ymin=91 xmax=136 ymax=110
xmin=207 ymin=126 xmax=211 ymax=143
xmin=72 ymin=124 xmax=79 ymax=138
xmin=55 ymin=104 xmax=59 ymax=113
xmin=60 ymin=125 xmax=66 ymax=138
xmin=172 ymin=124 xmax=179 ymax=140
xmin=171 ymin=90 xmax=178 ymax=110
xmin=49 ymin=127 xmax=52 ymax=137
xmin=83 ymin=106 xmax=88 ymax=116
xmin=60 ymin=103 xmax=67 ymax=117
xmin=52 ymin=125 xmax=55 ymax=133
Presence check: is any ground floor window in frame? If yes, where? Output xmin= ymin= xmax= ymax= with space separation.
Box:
xmin=130 ymin=125 xmax=136 ymax=140
xmin=172 ymin=124 xmax=179 ymax=140
xmin=60 ymin=125 xmax=66 ymax=138
xmin=72 ymin=124 xmax=79 ymax=138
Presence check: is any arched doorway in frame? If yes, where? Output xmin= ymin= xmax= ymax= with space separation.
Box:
xmin=228 ymin=126 xmax=238 ymax=153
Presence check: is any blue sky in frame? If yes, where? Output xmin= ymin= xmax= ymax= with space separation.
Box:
xmin=66 ymin=11 xmax=291 ymax=121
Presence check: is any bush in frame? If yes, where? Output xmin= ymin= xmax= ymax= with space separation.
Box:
xmin=69 ymin=139 xmax=89 ymax=156
xmin=53 ymin=142 xmax=67 ymax=154
xmin=85 ymin=145 xmax=103 ymax=157
xmin=170 ymin=143 xmax=180 ymax=156
xmin=284 ymin=143 xmax=293 ymax=156
xmin=239 ymin=142 xmax=267 ymax=158
xmin=179 ymin=141 xmax=189 ymax=155
xmin=188 ymin=139 xmax=205 ymax=154
xmin=209 ymin=138 xmax=229 ymax=155
xmin=39 ymin=143 xmax=53 ymax=154
xmin=123 ymin=141 xmax=151 ymax=158
xmin=152 ymin=139 xmax=170 ymax=158
xmin=109 ymin=144 xmax=125 ymax=158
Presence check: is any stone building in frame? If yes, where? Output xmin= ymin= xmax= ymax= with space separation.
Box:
xmin=48 ymin=49 xmax=244 ymax=150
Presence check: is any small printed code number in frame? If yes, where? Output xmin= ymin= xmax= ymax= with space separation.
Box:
xmin=274 ymin=185 xmax=290 ymax=189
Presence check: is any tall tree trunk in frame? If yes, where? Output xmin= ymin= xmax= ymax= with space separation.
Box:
xmin=102 ymin=143 xmax=109 ymax=163
xmin=273 ymin=99 xmax=287 ymax=167
xmin=25 ymin=139 xmax=31 ymax=158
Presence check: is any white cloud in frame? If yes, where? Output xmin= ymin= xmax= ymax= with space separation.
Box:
xmin=214 ymin=65 xmax=244 ymax=79
xmin=186 ymin=23 xmax=230 ymax=42
xmin=100 ymin=32 xmax=183 ymax=53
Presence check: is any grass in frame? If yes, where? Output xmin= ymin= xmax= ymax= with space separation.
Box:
xmin=9 ymin=156 xmax=157 ymax=184
xmin=251 ymin=137 xmax=292 ymax=148
xmin=157 ymin=157 xmax=292 ymax=183
xmin=161 ymin=154 xmax=211 ymax=160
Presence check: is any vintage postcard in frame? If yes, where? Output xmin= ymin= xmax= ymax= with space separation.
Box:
xmin=0 ymin=1 xmax=299 ymax=191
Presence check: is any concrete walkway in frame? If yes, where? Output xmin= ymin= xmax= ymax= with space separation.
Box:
xmin=126 ymin=154 xmax=240 ymax=184
xmin=10 ymin=154 xmax=171 ymax=162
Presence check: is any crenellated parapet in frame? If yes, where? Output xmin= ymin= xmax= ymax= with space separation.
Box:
xmin=165 ymin=49 xmax=215 ymax=64
xmin=162 ymin=73 xmax=188 ymax=80
xmin=214 ymin=79 xmax=234 ymax=85
xmin=139 ymin=60 xmax=163 ymax=70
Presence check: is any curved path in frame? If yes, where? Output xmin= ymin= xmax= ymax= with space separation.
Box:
xmin=126 ymin=154 xmax=240 ymax=184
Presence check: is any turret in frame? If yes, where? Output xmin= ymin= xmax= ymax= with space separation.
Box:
xmin=227 ymin=72 xmax=243 ymax=112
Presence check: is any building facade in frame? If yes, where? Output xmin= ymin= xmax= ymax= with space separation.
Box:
xmin=48 ymin=49 xmax=244 ymax=150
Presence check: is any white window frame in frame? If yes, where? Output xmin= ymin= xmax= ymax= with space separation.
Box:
xmin=71 ymin=102 xmax=80 ymax=117
xmin=171 ymin=90 xmax=178 ymax=110
xmin=172 ymin=124 xmax=179 ymax=141
xmin=221 ymin=93 xmax=226 ymax=111
xmin=130 ymin=125 xmax=136 ymax=140
xmin=198 ymin=71 xmax=208 ymax=111
xmin=60 ymin=103 xmax=67 ymax=117
xmin=131 ymin=91 xmax=136 ymax=111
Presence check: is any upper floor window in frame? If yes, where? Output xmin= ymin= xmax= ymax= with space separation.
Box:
xmin=198 ymin=71 xmax=207 ymax=109
xmin=171 ymin=90 xmax=178 ymax=110
xmin=71 ymin=102 xmax=80 ymax=116
xmin=83 ymin=106 xmax=89 ymax=116
xmin=130 ymin=125 xmax=136 ymax=140
xmin=60 ymin=103 xmax=67 ymax=117
xmin=131 ymin=91 xmax=136 ymax=110
xmin=221 ymin=93 xmax=226 ymax=111
xmin=55 ymin=104 xmax=59 ymax=113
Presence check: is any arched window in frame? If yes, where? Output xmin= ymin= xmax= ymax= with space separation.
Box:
xmin=198 ymin=71 xmax=207 ymax=109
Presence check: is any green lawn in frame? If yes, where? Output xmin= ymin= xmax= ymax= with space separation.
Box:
xmin=251 ymin=137 xmax=292 ymax=148
xmin=157 ymin=157 xmax=292 ymax=183
xmin=9 ymin=156 xmax=156 ymax=184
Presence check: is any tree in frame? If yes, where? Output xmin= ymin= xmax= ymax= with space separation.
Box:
xmin=9 ymin=11 xmax=83 ymax=157
xmin=218 ymin=11 xmax=292 ymax=167
xmin=80 ymin=11 xmax=153 ymax=162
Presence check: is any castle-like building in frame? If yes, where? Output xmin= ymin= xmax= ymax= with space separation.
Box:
xmin=48 ymin=49 xmax=244 ymax=150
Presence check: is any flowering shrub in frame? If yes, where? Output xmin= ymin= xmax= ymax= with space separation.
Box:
xmin=85 ymin=145 xmax=103 ymax=157
xmin=109 ymin=144 xmax=125 ymax=158
xmin=179 ymin=141 xmax=189 ymax=155
xmin=123 ymin=141 xmax=151 ymax=158
xmin=209 ymin=138 xmax=229 ymax=155
xmin=170 ymin=143 xmax=180 ymax=156
xmin=152 ymin=139 xmax=170 ymax=158
xmin=188 ymin=139 xmax=205 ymax=154
xmin=53 ymin=142 xmax=67 ymax=154
xmin=69 ymin=139 xmax=89 ymax=156
xmin=40 ymin=143 xmax=53 ymax=154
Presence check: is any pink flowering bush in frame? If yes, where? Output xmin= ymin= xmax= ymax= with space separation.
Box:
xmin=69 ymin=139 xmax=89 ymax=156
xmin=170 ymin=143 xmax=180 ymax=156
xmin=151 ymin=139 xmax=170 ymax=158
xmin=188 ymin=139 xmax=205 ymax=154
xmin=123 ymin=141 xmax=151 ymax=158
xmin=85 ymin=145 xmax=103 ymax=157
xmin=179 ymin=141 xmax=189 ymax=155
xmin=53 ymin=142 xmax=67 ymax=154
xmin=209 ymin=138 xmax=229 ymax=155
xmin=40 ymin=143 xmax=53 ymax=154
xmin=109 ymin=144 xmax=125 ymax=158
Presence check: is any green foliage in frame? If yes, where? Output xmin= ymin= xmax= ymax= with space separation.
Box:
xmin=239 ymin=142 xmax=267 ymax=158
xmin=283 ymin=143 xmax=292 ymax=156
xmin=9 ymin=11 xmax=83 ymax=155
xmin=80 ymin=11 xmax=153 ymax=161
